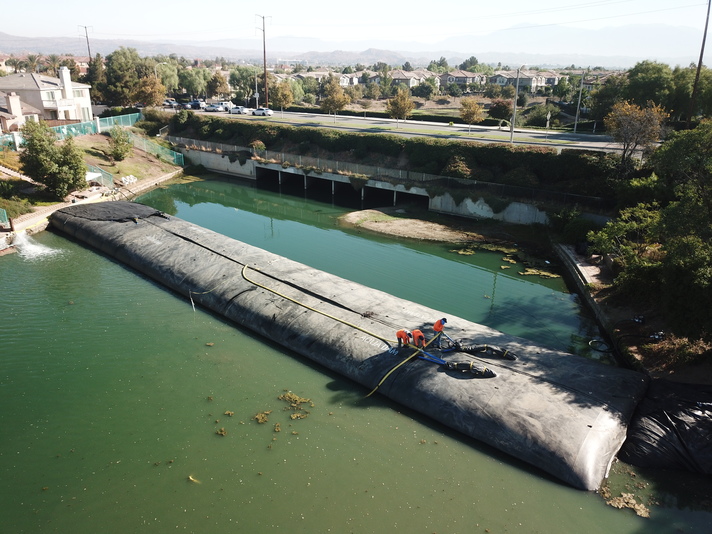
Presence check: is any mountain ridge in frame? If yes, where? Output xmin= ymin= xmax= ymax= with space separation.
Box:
xmin=0 ymin=24 xmax=704 ymax=70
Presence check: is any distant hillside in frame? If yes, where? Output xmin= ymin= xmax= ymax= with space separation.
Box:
xmin=0 ymin=24 xmax=703 ymax=69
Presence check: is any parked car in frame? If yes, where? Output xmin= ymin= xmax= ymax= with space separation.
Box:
xmin=205 ymin=103 xmax=225 ymax=112
xmin=190 ymin=100 xmax=207 ymax=110
xmin=180 ymin=102 xmax=194 ymax=110
xmin=229 ymin=106 xmax=247 ymax=114
xmin=163 ymin=99 xmax=178 ymax=108
xmin=253 ymin=107 xmax=273 ymax=116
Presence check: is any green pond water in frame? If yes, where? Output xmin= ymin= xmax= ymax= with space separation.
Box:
xmin=1 ymin=175 xmax=709 ymax=533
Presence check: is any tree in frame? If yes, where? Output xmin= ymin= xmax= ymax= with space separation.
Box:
xmin=24 ymin=54 xmax=42 ymax=73
xmin=19 ymin=121 xmax=86 ymax=199
xmin=488 ymin=99 xmax=513 ymax=121
xmin=44 ymin=54 xmax=61 ymax=76
xmin=320 ymin=75 xmax=350 ymax=119
xmin=402 ymin=61 xmax=413 ymax=72
xmin=650 ymin=121 xmax=712 ymax=219
xmin=103 ymin=47 xmax=143 ymax=106
xmin=156 ymin=62 xmax=179 ymax=94
xmin=386 ymin=88 xmax=415 ymax=126
xmin=108 ymin=125 xmax=133 ymax=161
xmin=553 ymin=78 xmax=572 ymax=101
xmin=483 ymin=84 xmax=502 ymax=99
xmin=82 ymin=53 xmax=106 ymax=103
xmin=134 ymin=76 xmax=166 ymax=107
xmin=412 ymin=77 xmax=437 ymax=100
xmin=604 ymin=101 xmax=668 ymax=175
xmin=6 ymin=55 xmax=20 ymax=73
xmin=364 ymin=82 xmax=381 ymax=100
xmin=271 ymin=81 xmax=294 ymax=115
xmin=624 ymin=60 xmax=674 ymax=109
xmin=459 ymin=56 xmax=479 ymax=71
xmin=446 ymin=82 xmax=463 ymax=98
xmin=524 ymin=103 xmax=560 ymax=127
xmin=206 ymin=72 xmax=230 ymax=99
xmin=229 ymin=66 xmax=260 ymax=104
xmin=179 ymin=68 xmax=210 ymax=100
xmin=427 ymin=56 xmax=449 ymax=73
xmin=459 ymin=97 xmax=484 ymax=132
xmin=589 ymin=74 xmax=627 ymax=123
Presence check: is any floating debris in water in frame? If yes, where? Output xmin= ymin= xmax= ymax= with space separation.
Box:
xmin=279 ymin=391 xmax=313 ymax=419
xmin=216 ymin=427 xmax=227 ymax=436
xmin=253 ymin=410 xmax=272 ymax=423
xmin=187 ymin=475 xmax=201 ymax=484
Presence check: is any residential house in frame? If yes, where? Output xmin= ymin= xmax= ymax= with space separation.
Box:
xmin=440 ymin=70 xmax=487 ymax=90
xmin=0 ymin=91 xmax=41 ymax=133
xmin=489 ymin=70 xmax=547 ymax=93
xmin=0 ymin=66 xmax=92 ymax=121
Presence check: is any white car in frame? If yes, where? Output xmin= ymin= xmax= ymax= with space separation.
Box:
xmin=229 ymin=106 xmax=247 ymax=114
xmin=205 ymin=103 xmax=225 ymax=112
xmin=253 ymin=107 xmax=273 ymax=116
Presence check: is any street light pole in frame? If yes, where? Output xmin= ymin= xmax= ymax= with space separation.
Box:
xmin=154 ymin=62 xmax=167 ymax=79
xmin=574 ymin=68 xmax=587 ymax=133
xmin=509 ymin=66 xmax=523 ymax=144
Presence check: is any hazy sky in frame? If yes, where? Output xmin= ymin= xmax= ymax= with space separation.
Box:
xmin=5 ymin=0 xmax=709 ymax=44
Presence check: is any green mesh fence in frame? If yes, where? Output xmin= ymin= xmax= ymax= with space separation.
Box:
xmin=0 ymin=134 xmax=14 ymax=149
xmin=53 ymin=121 xmax=97 ymax=140
xmin=86 ymin=164 xmax=115 ymax=188
xmin=126 ymin=131 xmax=184 ymax=166
xmin=98 ymin=113 xmax=141 ymax=132
xmin=0 ymin=208 xmax=8 ymax=229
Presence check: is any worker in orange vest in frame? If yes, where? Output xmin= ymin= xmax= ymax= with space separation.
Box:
xmin=396 ymin=328 xmax=412 ymax=348
xmin=433 ymin=318 xmax=447 ymax=348
xmin=411 ymin=328 xmax=426 ymax=348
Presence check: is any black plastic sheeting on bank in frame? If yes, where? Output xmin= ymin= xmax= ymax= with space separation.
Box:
xmin=49 ymin=201 xmax=649 ymax=491
xmin=619 ymin=379 xmax=712 ymax=474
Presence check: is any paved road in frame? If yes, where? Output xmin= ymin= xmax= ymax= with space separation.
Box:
xmin=195 ymin=109 xmax=622 ymax=154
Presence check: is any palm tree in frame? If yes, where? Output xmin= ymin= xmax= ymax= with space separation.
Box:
xmin=25 ymin=54 xmax=42 ymax=73
xmin=6 ymin=55 xmax=20 ymax=73
xmin=45 ymin=54 xmax=62 ymax=76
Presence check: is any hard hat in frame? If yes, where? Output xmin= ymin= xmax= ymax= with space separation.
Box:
xmin=407 ymin=332 xmax=413 ymax=338
xmin=442 ymin=318 xmax=447 ymax=323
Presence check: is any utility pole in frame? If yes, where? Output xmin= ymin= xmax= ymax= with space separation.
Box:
xmin=256 ymin=15 xmax=270 ymax=108
xmin=79 ymin=25 xmax=92 ymax=59
xmin=574 ymin=68 xmax=587 ymax=134
xmin=687 ymin=0 xmax=711 ymax=129
xmin=509 ymin=66 xmax=524 ymax=144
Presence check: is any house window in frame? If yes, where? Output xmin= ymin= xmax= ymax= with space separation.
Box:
xmin=74 ymin=89 xmax=85 ymax=98
xmin=45 ymin=91 xmax=56 ymax=100
xmin=81 ymin=107 xmax=91 ymax=121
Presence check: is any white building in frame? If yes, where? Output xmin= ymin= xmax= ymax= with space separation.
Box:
xmin=0 ymin=91 xmax=41 ymax=133
xmin=0 ymin=66 xmax=92 ymax=122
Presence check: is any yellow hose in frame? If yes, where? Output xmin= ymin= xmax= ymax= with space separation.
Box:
xmin=240 ymin=264 xmax=442 ymax=398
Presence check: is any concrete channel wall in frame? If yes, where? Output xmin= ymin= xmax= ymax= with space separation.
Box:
xmin=181 ymin=148 xmax=550 ymax=225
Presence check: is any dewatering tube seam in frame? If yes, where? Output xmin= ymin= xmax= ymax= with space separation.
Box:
xmin=143 ymin=217 xmax=391 ymax=333
xmin=241 ymin=264 xmax=398 ymax=346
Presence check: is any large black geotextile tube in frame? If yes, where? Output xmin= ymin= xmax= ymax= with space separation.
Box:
xmin=49 ymin=202 xmax=649 ymax=490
